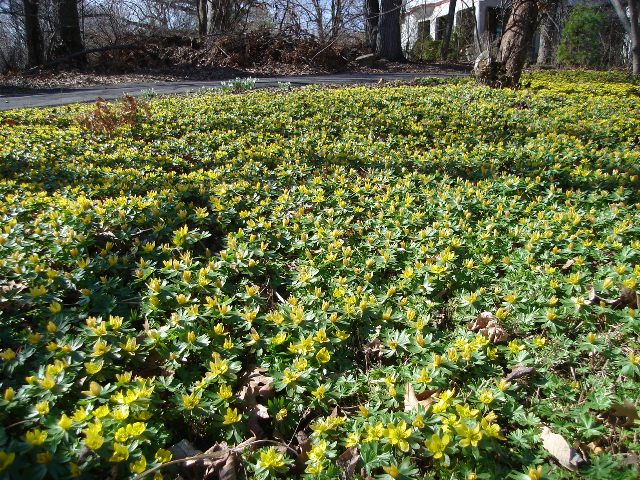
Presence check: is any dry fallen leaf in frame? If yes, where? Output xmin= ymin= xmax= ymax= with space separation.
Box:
xmin=587 ymin=286 xmax=639 ymax=309
xmin=292 ymin=431 xmax=312 ymax=474
xmin=504 ymin=365 xmax=536 ymax=382
xmin=561 ymin=258 xmax=576 ymax=271
xmin=404 ymin=383 xmax=438 ymax=411
xmin=611 ymin=400 xmax=639 ymax=423
xmin=469 ymin=312 xmax=508 ymax=343
xmin=541 ymin=426 xmax=585 ymax=471
xmin=336 ymin=446 xmax=360 ymax=479
xmin=469 ymin=311 xmax=495 ymax=331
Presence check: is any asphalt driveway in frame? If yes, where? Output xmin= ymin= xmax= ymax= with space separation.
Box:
xmin=0 ymin=72 xmax=466 ymax=111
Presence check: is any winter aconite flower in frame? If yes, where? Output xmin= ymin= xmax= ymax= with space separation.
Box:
xmin=425 ymin=433 xmax=450 ymax=459
xmin=258 ymin=447 xmax=286 ymax=470
xmin=0 ymin=451 xmax=15 ymax=471
xmin=222 ymin=407 xmax=241 ymax=425
xmin=384 ymin=420 xmax=412 ymax=452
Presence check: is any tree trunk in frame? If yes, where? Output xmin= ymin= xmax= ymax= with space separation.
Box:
xmin=207 ymin=0 xmax=236 ymax=34
xmin=378 ymin=0 xmax=403 ymax=60
xmin=610 ymin=0 xmax=640 ymax=76
xmin=331 ymin=0 xmax=343 ymax=39
xmin=440 ymin=0 xmax=457 ymax=60
xmin=629 ymin=0 xmax=640 ymax=76
xmin=365 ymin=0 xmax=380 ymax=52
xmin=537 ymin=1 xmax=560 ymax=65
xmin=24 ymin=0 xmax=44 ymax=67
xmin=475 ymin=0 xmax=537 ymax=87
xmin=57 ymin=0 xmax=84 ymax=66
xmin=197 ymin=0 xmax=207 ymax=38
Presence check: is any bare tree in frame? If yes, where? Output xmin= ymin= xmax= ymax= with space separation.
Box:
xmin=610 ymin=0 xmax=639 ymax=75
xmin=364 ymin=0 xmax=379 ymax=51
xmin=440 ymin=0 xmax=457 ymax=60
xmin=537 ymin=0 xmax=562 ymax=64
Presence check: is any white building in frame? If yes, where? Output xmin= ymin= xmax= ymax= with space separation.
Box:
xmin=401 ymin=0 xmax=507 ymax=57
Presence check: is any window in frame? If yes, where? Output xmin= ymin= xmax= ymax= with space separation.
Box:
xmin=418 ymin=20 xmax=431 ymax=40
xmin=435 ymin=16 xmax=447 ymax=40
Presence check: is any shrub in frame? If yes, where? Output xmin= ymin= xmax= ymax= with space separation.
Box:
xmin=410 ymin=36 xmax=442 ymax=61
xmin=74 ymin=94 xmax=150 ymax=134
xmin=557 ymin=6 xmax=606 ymax=67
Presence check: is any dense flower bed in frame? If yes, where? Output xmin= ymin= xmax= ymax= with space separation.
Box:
xmin=0 ymin=71 xmax=639 ymax=480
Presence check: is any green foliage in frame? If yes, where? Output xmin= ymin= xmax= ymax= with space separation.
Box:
xmin=0 ymin=71 xmax=639 ymax=480
xmin=557 ymin=6 xmax=606 ymax=67
xmin=410 ymin=36 xmax=442 ymax=62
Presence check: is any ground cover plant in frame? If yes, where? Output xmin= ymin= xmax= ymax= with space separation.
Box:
xmin=0 ymin=71 xmax=639 ymax=480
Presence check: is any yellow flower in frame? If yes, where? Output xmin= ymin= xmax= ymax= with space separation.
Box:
xmin=311 ymin=384 xmax=326 ymax=399
xmin=49 ymin=302 xmax=62 ymax=314
xmin=110 ymin=404 xmax=130 ymax=421
xmin=425 ymin=433 xmax=450 ymax=459
xmin=36 ymin=452 xmax=53 ymax=464
xmin=528 ymin=465 xmax=543 ymax=480
xmin=282 ymin=368 xmax=300 ymax=386
xmin=345 ymin=431 xmax=361 ymax=447
xmin=181 ymin=390 xmax=202 ymax=410
xmin=308 ymin=440 xmax=328 ymax=462
xmin=385 ymin=420 xmax=412 ymax=452
xmin=0 ymin=451 xmax=15 ymax=471
xmin=218 ymin=384 xmax=233 ymax=400
xmin=222 ymin=407 xmax=241 ymax=425
xmin=586 ymin=332 xmax=597 ymax=344
xmin=115 ymin=427 xmax=129 ymax=443
xmin=109 ymin=442 xmax=130 ymax=462
xmin=412 ymin=414 xmax=425 ymax=429
xmin=25 ymin=429 xmax=47 ymax=446
xmin=92 ymin=339 xmax=111 ymax=357
xmin=58 ymin=414 xmax=73 ymax=430
xmin=3 ymin=387 xmax=14 ymax=401
xmin=127 ymin=422 xmax=146 ymax=437
xmin=84 ymin=360 xmax=104 ymax=374
xmin=315 ymin=347 xmax=331 ymax=364
xmin=382 ymin=464 xmax=400 ymax=478
xmin=130 ymin=456 xmax=147 ymax=474
xmin=456 ymin=422 xmax=483 ymax=447
xmin=35 ymin=401 xmax=50 ymax=415
xmin=508 ymin=339 xmax=525 ymax=353
xmin=259 ymin=447 xmax=286 ymax=470
xmin=0 ymin=349 xmax=16 ymax=361
xmin=481 ymin=419 xmax=506 ymax=440
xmin=363 ymin=422 xmax=385 ymax=442
xmin=73 ymin=407 xmax=88 ymax=422
xmin=155 ymin=448 xmax=173 ymax=464
xmin=39 ymin=375 xmax=56 ymax=390
xmin=85 ymin=430 xmax=105 ymax=450
xmin=478 ymin=390 xmax=494 ymax=405
xmin=532 ymin=336 xmax=546 ymax=348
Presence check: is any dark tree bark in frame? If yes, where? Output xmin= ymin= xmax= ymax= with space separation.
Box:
xmin=377 ymin=0 xmax=403 ymax=60
xmin=57 ymin=0 xmax=84 ymax=66
xmin=330 ymin=0 xmax=343 ymax=39
xmin=610 ymin=0 xmax=639 ymax=76
xmin=197 ymin=0 xmax=207 ymax=38
xmin=537 ymin=1 xmax=560 ymax=65
xmin=440 ymin=0 xmax=457 ymax=60
xmin=24 ymin=0 xmax=44 ymax=67
xmin=475 ymin=0 xmax=538 ymax=87
xmin=631 ymin=0 xmax=640 ymax=76
xmin=365 ymin=0 xmax=379 ymax=52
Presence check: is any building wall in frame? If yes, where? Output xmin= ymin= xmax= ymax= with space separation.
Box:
xmin=401 ymin=0 xmax=510 ymax=55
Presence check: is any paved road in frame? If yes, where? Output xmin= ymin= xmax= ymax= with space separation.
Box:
xmin=0 ymin=72 xmax=466 ymax=111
